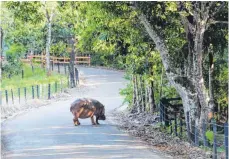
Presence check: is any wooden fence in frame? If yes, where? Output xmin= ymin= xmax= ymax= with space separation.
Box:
xmin=21 ymin=55 xmax=91 ymax=66
xmin=159 ymin=97 xmax=228 ymax=159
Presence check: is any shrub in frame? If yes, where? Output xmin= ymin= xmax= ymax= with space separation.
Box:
xmin=2 ymin=44 xmax=25 ymax=77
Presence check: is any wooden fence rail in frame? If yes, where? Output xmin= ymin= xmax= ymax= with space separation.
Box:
xmin=20 ymin=55 xmax=90 ymax=66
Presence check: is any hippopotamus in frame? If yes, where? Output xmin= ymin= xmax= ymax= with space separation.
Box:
xmin=70 ymin=98 xmax=106 ymax=126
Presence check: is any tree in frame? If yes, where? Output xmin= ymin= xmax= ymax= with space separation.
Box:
xmin=43 ymin=2 xmax=56 ymax=75
xmin=58 ymin=2 xmax=79 ymax=88
xmin=5 ymin=1 xmax=58 ymax=75
xmin=130 ymin=2 xmax=228 ymax=139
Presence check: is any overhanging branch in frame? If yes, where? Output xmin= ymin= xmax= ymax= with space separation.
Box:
xmin=209 ymin=20 xmax=228 ymax=24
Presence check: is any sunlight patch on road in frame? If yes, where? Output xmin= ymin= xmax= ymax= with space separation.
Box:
xmin=81 ymin=81 xmax=124 ymax=86
xmin=5 ymin=144 xmax=148 ymax=154
xmin=5 ymin=151 xmax=87 ymax=158
xmin=40 ymin=133 xmax=129 ymax=137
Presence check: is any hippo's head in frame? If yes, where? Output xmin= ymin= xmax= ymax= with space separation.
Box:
xmin=98 ymin=114 xmax=106 ymax=120
xmin=96 ymin=106 xmax=106 ymax=120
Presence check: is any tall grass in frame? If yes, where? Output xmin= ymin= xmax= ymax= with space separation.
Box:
xmin=2 ymin=63 xmax=68 ymax=90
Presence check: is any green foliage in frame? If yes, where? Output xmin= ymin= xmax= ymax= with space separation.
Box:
xmin=6 ymin=43 xmax=25 ymax=58
xmin=205 ymin=130 xmax=214 ymax=145
xmin=50 ymin=41 xmax=67 ymax=56
xmin=2 ymin=43 xmax=26 ymax=77
xmin=119 ymin=82 xmax=133 ymax=107
xmin=5 ymin=2 xmax=44 ymax=24
xmin=2 ymin=2 xmax=228 ymax=118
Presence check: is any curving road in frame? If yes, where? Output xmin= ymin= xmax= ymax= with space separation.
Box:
xmin=2 ymin=67 xmax=166 ymax=159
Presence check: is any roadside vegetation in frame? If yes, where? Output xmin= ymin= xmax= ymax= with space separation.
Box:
xmin=1 ymin=1 xmax=228 ymax=158
xmin=2 ymin=63 xmax=67 ymax=90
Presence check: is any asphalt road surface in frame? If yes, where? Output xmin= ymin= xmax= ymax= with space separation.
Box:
xmin=2 ymin=67 xmax=166 ymax=159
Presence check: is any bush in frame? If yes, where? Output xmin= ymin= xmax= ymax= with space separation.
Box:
xmin=206 ymin=130 xmax=214 ymax=145
xmin=2 ymin=43 xmax=25 ymax=77
xmin=120 ymin=82 xmax=133 ymax=107
xmin=50 ymin=41 xmax=67 ymax=57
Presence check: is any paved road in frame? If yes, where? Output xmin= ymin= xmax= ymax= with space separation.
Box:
xmin=2 ymin=67 xmax=166 ymax=159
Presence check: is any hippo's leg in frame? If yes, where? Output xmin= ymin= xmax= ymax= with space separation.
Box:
xmin=90 ymin=116 xmax=96 ymax=125
xmin=73 ymin=113 xmax=80 ymax=126
xmin=73 ymin=118 xmax=79 ymax=126
xmin=77 ymin=119 xmax=81 ymax=125
xmin=96 ymin=116 xmax=100 ymax=125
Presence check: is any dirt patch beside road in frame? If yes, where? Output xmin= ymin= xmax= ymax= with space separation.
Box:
xmin=110 ymin=109 xmax=214 ymax=159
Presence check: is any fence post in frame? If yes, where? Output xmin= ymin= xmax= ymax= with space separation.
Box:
xmin=75 ymin=67 xmax=79 ymax=85
xmin=195 ymin=121 xmax=199 ymax=146
xmin=36 ymin=85 xmax=39 ymax=99
xmin=212 ymin=118 xmax=217 ymax=159
xmin=174 ymin=112 xmax=178 ymax=136
xmin=170 ymin=120 xmax=173 ymax=134
xmin=179 ymin=113 xmax=183 ymax=137
xmin=55 ymin=82 xmax=57 ymax=93
xmin=164 ymin=101 xmax=169 ymax=127
xmin=64 ymin=64 xmax=66 ymax=74
xmin=22 ymin=70 xmax=24 ymax=79
xmin=11 ymin=89 xmax=14 ymax=104
xmin=159 ymin=101 xmax=163 ymax=122
xmin=24 ymin=87 xmax=27 ymax=101
xmin=52 ymin=61 xmax=54 ymax=71
xmin=68 ymin=73 xmax=70 ymax=88
xmin=32 ymin=65 xmax=34 ymax=73
xmin=18 ymin=88 xmax=20 ymax=104
xmin=202 ymin=119 xmax=208 ymax=147
xmin=5 ymin=90 xmax=8 ymax=104
xmin=163 ymin=101 xmax=165 ymax=125
xmin=60 ymin=79 xmax=63 ymax=93
xmin=187 ymin=112 xmax=191 ymax=142
xmin=89 ymin=55 xmax=91 ymax=66
xmin=48 ymin=84 xmax=51 ymax=99
xmin=32 ymin=86 xmax=34 ymax=99
xmin=224 ymin=123 xmax=228 ymax=159
xmin=58 ymin=62 xmax=60 ymax=73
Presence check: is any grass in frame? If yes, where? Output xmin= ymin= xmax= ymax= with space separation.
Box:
xmin=2 ymin=63 xmax=68 ymax=90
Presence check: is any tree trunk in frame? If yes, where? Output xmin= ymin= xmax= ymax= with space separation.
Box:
xmin=208 ymin=51 xmax=215 ymax=119
xmin=0 ymin=27 xmax=3 ymax=81
xmin=131 ymin=75 xmax=138 ymax=113
xmin=69 ymin=37 xmax=76 ymax=88
xmin=141 ymin=76 xmax=145 ymax=112
xmin=149 ymin=64 xmax=156 ymax=113
xmin=139 ymin=76 xmax=143 ymax=113
xmin=144 ymin=79 xmax=147 ymax=112
xmin=159 ymin=67 xmax=163 ymax=99
xmin=135 ymin=75 xmax=141 ymax=113
xmin=0 ymin=27 xmax=3 ymax=58
xmin=46 ymin=21 xmax=51 ymax=76
xmin=138 ymin=13 xmax=198 ymax=141
xmin=149 ymin=80 xmax=156 ymax=113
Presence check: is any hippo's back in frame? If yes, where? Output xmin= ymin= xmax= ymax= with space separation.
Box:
xmin=70 ymin=98 xmax=85 ymax=112
xmin=70 ymin=98 xmax=97 ymax=119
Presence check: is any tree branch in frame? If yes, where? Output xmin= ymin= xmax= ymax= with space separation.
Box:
xmin=45 ymin=9 xmax=50 ymax=22
xmin=210 ymin=2 xmax=225 ymax=18
xmin=176 ymin=2 xmax=195 ymax=34
xmin=209 ymin=20 xmax=228 ymax=24
xmin=207 ymin=1 xmax=216 ymax=10
xmin=138 ymin=13 xmax=171 ymax=72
